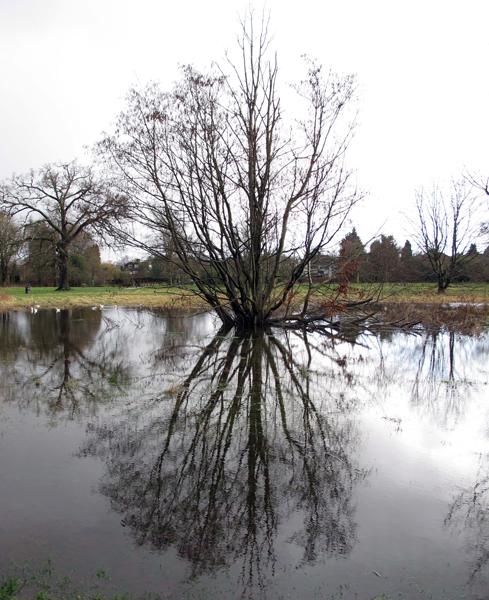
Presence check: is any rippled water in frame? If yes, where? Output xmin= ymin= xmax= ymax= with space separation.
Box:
xmin=1 ymin=308 xmax=489 ymax=599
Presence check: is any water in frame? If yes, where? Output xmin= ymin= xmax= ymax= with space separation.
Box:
xmin=1 ymin=307 xmax=489 ymax=599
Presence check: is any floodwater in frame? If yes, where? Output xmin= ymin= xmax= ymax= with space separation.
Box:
xmin=1 ymin=308 xmax=489 ymax=599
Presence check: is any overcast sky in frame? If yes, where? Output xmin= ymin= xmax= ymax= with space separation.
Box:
xmin=1 ymin=0 xmax=488 ymax=250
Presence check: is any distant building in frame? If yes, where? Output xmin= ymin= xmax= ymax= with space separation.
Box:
xmin=122 ymin=259 xmax=150 ymax=275
xmin=310 ymin=255 xmax=336 ymax=279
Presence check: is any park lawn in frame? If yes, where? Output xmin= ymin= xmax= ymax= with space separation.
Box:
xmin=1 ymin=282 xmax=489 ymax=313
xmin=367 ymin=282 xmax=489 ymax=303
xmin=0 ymin=286 xmax=205 ymax=312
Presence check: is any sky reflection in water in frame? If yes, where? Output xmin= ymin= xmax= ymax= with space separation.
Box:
xmin=1 ymin=308 xmax=489 ymax=599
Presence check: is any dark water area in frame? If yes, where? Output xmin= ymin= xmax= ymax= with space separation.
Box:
xmin=1 ymin=308 xmax=489 ymax=599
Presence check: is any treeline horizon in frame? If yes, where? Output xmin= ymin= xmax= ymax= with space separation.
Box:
xmin=5 ymin=224 xmax=489 ymax=289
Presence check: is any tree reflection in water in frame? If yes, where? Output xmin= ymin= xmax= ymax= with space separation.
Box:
xmin=79 ymin=328 xmax=368 ymax=596
xmin=408 ymin=330 xmax=481 ymax=432
xmin=446 ymin=452 xmax=489 ymax=588
xmin=1 ymin=308 xmax=133 ymax=419
xmin=4 ymin=310 xmax=489 ymax=597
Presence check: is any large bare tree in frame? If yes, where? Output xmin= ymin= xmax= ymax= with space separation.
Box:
xmin=98 ymin=17 xmax=360 ymax=328
xmin=1 ymin=161 xmax=128 ymax=290
xmin=412 ymin=179 xmax=480 ymax=293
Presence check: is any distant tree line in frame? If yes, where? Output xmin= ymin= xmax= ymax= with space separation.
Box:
xmin=1 ymin=210 xmax=489 ymax=289
xmin=330 ymin=227 xmax=489 ymax=285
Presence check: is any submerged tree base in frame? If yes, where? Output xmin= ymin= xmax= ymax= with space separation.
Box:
xmin=1 ymin=285 xmax=488 ymax=335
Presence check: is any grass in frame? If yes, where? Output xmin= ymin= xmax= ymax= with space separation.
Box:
xmin=0 ymin=558 xmax=159 ymax=600
xmin=0 ymin=286 xmax=205 ymax=313
xmin=308 ymin=281 xmax=489 ymax=305
xmin=0 ymin=557 xmax=471 ymax=600
xmin=1 ymin=283 xmax=489 ymax=333
xmin=381 ymin=301 xmax=489 ymax=334
xmin=366 ymin=282 xmax=489 ymax=304
xmin=0 ymin=579 xmax=20 ymax=600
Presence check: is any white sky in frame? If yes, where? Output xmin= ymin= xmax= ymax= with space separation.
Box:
xmin=1 ymin=0 xmax=488 ymax=251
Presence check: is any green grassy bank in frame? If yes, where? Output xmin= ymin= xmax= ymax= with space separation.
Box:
xmin=0 ymin=283 xmax=489 ymax=314
xmin=0 ymin=286 xmax=202 ymax=313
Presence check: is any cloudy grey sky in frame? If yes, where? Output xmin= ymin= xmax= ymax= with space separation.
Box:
xmin=1 ymin=0 xmax=488 ymax=248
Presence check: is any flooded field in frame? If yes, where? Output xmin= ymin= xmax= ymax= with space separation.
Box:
xmin=1 ymin=308 xmax=489 ymax=599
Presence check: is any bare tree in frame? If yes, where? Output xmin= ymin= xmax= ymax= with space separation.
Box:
xmin=97 ymin=16 xmax=360 ymax=329
xmin=1 ymin=161 xmax=128 ymax=290
xmin=0 ymin=211 xmax=23 ymax=286
xmin=412 ymin=179 xmax=480 ymax=293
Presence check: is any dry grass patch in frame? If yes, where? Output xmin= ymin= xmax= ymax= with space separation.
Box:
xmin=0 ymin=290 xmax=16 ymax=307
xmin=380 ymin=302 xmax=489 ymax=335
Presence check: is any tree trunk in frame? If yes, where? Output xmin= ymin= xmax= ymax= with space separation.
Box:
xmin=437 ymin=277 xmax=449 ymax=294
xmin=1 ymin=259 xmax=7 ymax=287
xmin=57 ymin=249 xmax=70 ymax=291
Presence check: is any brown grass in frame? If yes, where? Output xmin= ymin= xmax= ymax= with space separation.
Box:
xmin=0 ymin=290 xmax=15 ymax=306
xmin=379 ymin=302 xmax=489 ymax=335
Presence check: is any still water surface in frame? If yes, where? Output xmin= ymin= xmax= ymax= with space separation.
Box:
xmin=1 ymin=308 xmax=489 ymax=599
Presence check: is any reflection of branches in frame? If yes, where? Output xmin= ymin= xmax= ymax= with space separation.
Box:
xmin=1 ymin=308 xmax=131 ymax=419
xmin=410 ymin=331 xmax=462 ymax=429
xmin=79 ymin=329 xmax=367 ymax=598
xmin=265 ymin=334 xmax=361 ymax=565
xmin=0 ymin=313 xmax=27 ymax=363
xmin=446 ymin=454 xmax=489 ymax=585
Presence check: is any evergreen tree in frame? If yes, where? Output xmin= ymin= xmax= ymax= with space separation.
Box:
xmin=367 ymin=235 xmax=399 ymax=282
xmin=338 ymin=228 xmax=365 ymax=282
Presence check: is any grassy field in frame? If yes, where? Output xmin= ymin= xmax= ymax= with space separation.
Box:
xmin=368 ymin=282 xmax=489 ymax=303
xmin=0 ymin=285 xmax=204 ymax=312
xmin=1 ymin=282 xmax=489 ymax=313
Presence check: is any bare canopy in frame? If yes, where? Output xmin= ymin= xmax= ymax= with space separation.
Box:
xmin=98 ymin=17 xmax=360 ymax=328
xmin=411 ymin=179 xmax=480 ymax=294
xmin=1 ymin=161 xmax=128 ymax=290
